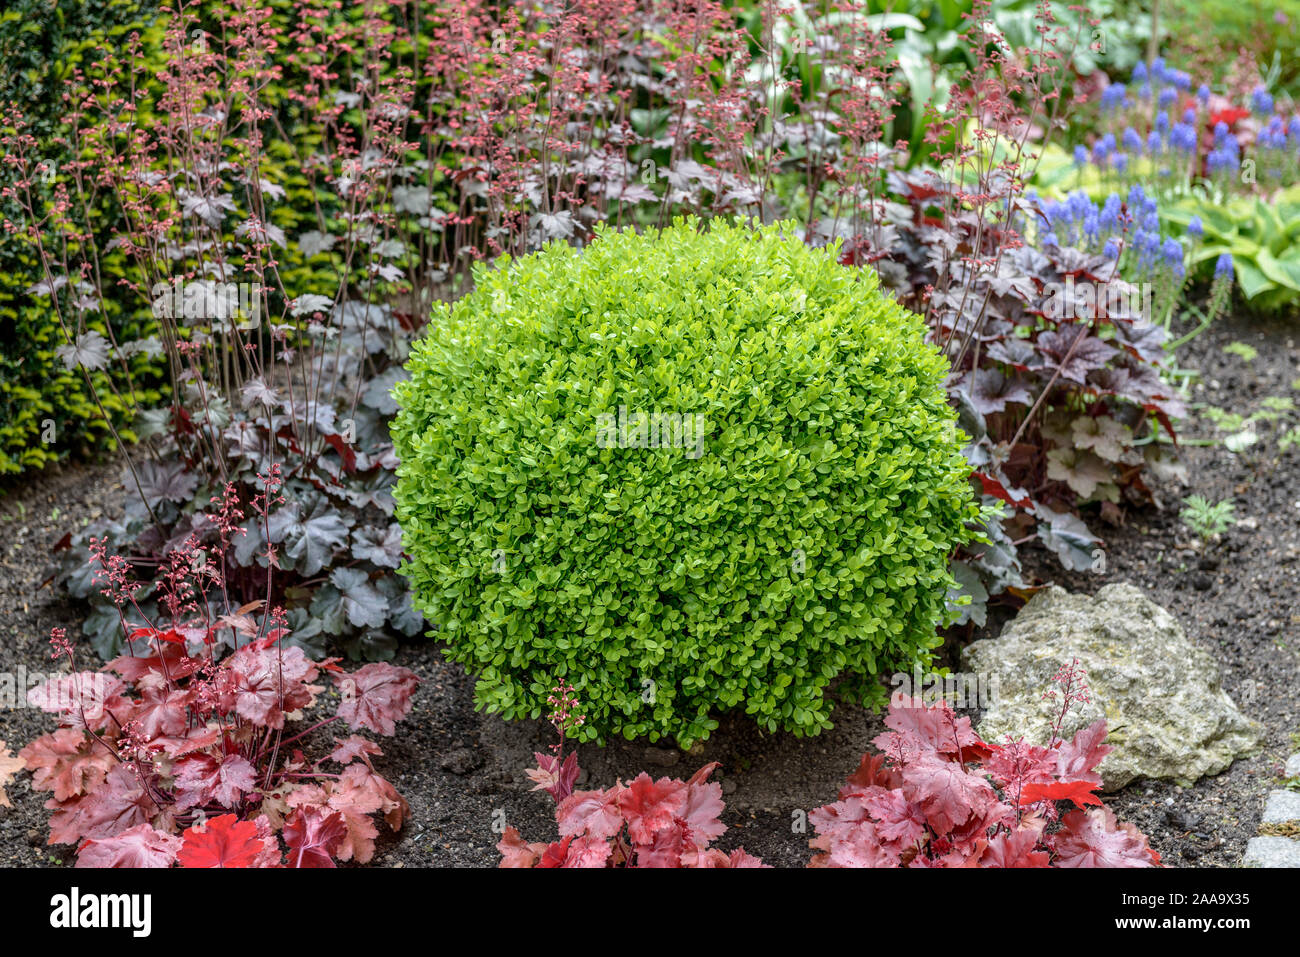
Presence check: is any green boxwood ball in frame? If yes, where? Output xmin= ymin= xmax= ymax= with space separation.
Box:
xmin=392 ymin=219 xmax=976 ymax=747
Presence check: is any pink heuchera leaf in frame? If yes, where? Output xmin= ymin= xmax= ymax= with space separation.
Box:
xmin=283 ymin=806 xmax=347 ymax=868
xmin=979 ymin=822 xmax=1051 ymax=868
xmin=557 ymin=786 xmax=625 ymax=841
xmin=107 ymin=646 xmax=202 ymax=684
xmin=617 ymin=773 xmax=688 ymax=845
xmin=328 ymin=735 xmax=383 ymax=766
xmin=525 ymin=751 xmax=579 ymax=803
xmin=678 ymin=762 xmax=726 ymax=848
xmin=809 ymin=797 xmax=903 ymax=868
xmin=874 ymin=696 xmax=991 ymax=762
xmin=1053 ymin=719 xmax=1111 ymax=786
xmin=503 ymin=758 xmax=763 ymax=868
xmin=498 ymin=826 xmax=547 ymax=868
xmin=334 ymin=662 xmax=419 ymax=735
xmin=902 ymin=752 xmax=999 ymax=837
xmin=859 ymin=786 xmax=927 ymax=847
xmin=1054 ymin=806 xmax=1158 ymax=868
xmin=562 ymin=834 xmax=612 ymax=868
xmin=286 ymin=764 xmax=402 ymax=864
xmin=76 ymin=823 xmax=182 ymax=868
xmin=810 ymin=698 xmax=1155 ymax=869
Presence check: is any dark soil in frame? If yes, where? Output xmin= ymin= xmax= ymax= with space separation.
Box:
xmin=1 ymin=310 xmax=1296 ymax=868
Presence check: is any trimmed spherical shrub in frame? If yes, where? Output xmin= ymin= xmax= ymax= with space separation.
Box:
xmin=392 ymin=219 xmax=977 ymax=746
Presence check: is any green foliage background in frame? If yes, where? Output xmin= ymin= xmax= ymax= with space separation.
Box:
xmin=0 ymin=0 xmax=164 ymax=476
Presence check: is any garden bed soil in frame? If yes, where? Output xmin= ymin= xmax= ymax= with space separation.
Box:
xmin=1 ymin=309 xmax=1296 ymax=868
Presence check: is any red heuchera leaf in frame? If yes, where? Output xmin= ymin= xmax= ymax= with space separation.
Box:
xmin=1018 ymin=778 xmax=1104 ymax=809
xmin=635 ymin=825 xmax=685 ymax=868
xmin=1054 ymin=806 xmax=1158 ymax=867
xmin=283 ymin=806 xmax=347 ymax=868
xmin=20 ymin=729 xmax=115 ymax=802
xmin=536 ymin=836 xmax=574 ymax=868
xmin=177 ymin=814 xmax=267 ymax=868
xmin=107 ymin=645 xmax=202 ymax=684
xmin=76 ymin=823 xmax=182 ymax=868
xmin=334 ymin=662 xmax=419 ymax=736
xmin=840 ymin=752 xmax=901 ymax=795
xmin=66 ymin=765 xmax=155 ymax=841
xmin=173 ymin=753 xmax=258 ymax=811
xmin=124 ymin=686 xmax=193 ymax=740
xmin=224 ymin=644 xmax=319 ymax=730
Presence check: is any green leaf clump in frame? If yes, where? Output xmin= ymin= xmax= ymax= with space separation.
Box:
xmin=392 ymin=218 xmax=978 ymax=747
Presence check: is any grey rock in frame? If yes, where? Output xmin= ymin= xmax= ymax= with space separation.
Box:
xmin=1286 ymin=754 xmax=1300 ymax=778
xmin=1243 ymin=836 xmax=1300 ymax=867
xmin=961 ymin=583 xmax=1260 ymax=790
xmin=1262 ymin=790 xmax=1300 ymax=824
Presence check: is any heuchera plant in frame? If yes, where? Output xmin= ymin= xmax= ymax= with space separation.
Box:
xmin=497 ymin=683 xmax=766 ymax=868
xmin=2 ymin=1 xmax=424 ymax=661
xmin=17 ymin=471 xmax=420 ymax=868
xmin=809 ymin=662 xmax=1160 ymax=868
